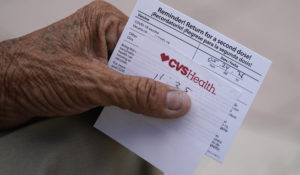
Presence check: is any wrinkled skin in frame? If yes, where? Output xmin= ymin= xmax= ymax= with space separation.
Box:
xmin=0 ymin=1 xmax=190 ymax=129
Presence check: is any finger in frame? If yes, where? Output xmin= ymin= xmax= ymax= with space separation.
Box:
xmin=105 ymin=69 xmax=191 ymax=118
xmin=103 ymin=14 xmax=128 ymax=54
xmin=92 ymin=1 xmax=128 ymax=58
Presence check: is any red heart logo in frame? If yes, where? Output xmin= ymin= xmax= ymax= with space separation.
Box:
xmin=161 ymin=53 xmax=169 ymax=62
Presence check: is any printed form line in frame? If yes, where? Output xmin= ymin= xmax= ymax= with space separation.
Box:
xmin=124 ymin=39 xmax=139 ymax=47
xmin=134 ymin=16 xmax=258 ymax=89
xmin=137 ymin=10 xmax=263 ymax=77
xmin=133 ymin=16 xmax=254 ymax=93
xmin=134 ymin=16 xmax=258 ymax=83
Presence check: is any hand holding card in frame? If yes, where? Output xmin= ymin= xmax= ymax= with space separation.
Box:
xmin=94 ymin=0 xmax=271 ymax=174
xmin=94 ymin=13 xmax=240 ymax=175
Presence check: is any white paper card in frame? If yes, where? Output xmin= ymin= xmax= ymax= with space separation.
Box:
xmin=95 ymin=0 xmax=271 ymax=173
xmin=94 ymin=1 xmax=242 ymax=174
xmin=105 ymin=0 xmax=271 ymax=162
xmin=95 ymin=36 xmax=240 ymax=175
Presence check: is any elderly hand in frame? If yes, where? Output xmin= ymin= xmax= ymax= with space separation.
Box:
xmin=0 ymin=1 xmax=191 ymax=129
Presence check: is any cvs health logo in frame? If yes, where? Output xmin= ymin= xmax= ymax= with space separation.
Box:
xmin=160 ymin=53 xmax=216 ymax=95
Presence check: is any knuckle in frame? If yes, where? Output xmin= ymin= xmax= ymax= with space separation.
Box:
xmin=88 ymin=0 xmax=127 ymax=19
xmin=136 ymin=78 xmax=161 ymax=111
xmin=87 ymin=0 xmax=110 ymax=9
xmin=83 ymin=1 xmax=116 ymax=15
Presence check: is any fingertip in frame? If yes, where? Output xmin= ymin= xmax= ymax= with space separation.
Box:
xmin=164 ymin=90 xmax=191 ymax=118
xmin=113 ymin=75 xmax=191 ymax=119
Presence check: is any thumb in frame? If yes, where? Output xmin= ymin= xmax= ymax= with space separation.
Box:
xmin=107 ymin=71 xmax=191 ymax=118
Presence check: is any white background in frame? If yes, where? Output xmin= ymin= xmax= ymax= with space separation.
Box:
xmin=1 ymin=0 xmax=299 ymax=174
